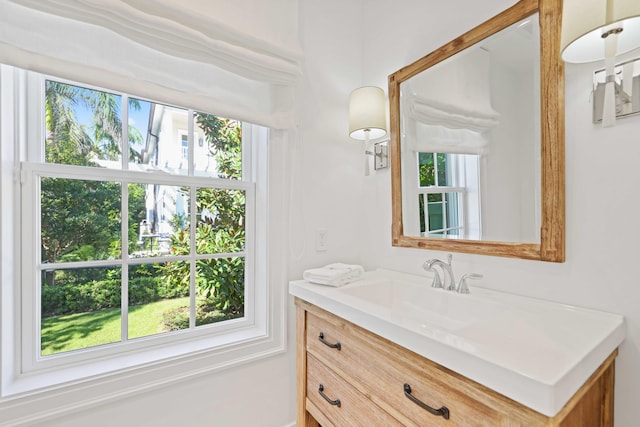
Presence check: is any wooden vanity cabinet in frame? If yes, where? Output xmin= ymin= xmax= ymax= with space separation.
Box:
xmin=296 ymin=298 xmax=617 ymax=427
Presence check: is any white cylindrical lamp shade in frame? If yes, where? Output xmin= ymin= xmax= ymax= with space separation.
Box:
xmin=561 ymin=0 xmax=640 ymax=63
xmin=349 ymin=86 xmax=387 ymax=140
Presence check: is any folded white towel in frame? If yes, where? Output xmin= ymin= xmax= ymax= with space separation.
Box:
xmin=303 ymin=263 xmax=364 ymax=287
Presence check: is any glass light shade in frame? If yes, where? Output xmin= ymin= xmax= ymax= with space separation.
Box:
xmin=561 ymin=0 xmax=640 ymax=63
xmin=349 ymin=86 xmax=387 ymax=140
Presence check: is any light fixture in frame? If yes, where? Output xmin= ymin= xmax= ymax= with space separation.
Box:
xmin=561 ymin=0 xmax=640 ymax=127
xmin=349 ymin=86 xmax=388 ymax=175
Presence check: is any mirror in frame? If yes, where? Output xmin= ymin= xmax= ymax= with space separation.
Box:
xmin=389 ymin=0 xmax=564 ymax=262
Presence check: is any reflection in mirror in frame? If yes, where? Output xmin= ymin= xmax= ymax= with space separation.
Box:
xmin=389 ymin=0 xmax=565 ymax=262
xmin=401 ymin=15 xmax=540 ymax=243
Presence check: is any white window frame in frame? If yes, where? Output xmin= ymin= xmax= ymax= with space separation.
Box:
xmin=419 ymin=187 xmax=466 ymax=236
xmin=0 ymin=65 xmax=284 ymax=399
xmin=414 ymin=152 xmax=481 ymax=239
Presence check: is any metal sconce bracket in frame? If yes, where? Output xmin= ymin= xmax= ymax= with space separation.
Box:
xmin=593 ymin=57 xmax=640 ymax=124
xmin=365 ymin=140 xmax=389 ymax=170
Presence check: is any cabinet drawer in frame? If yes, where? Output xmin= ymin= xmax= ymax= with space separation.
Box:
xmin=306 ymin=353 xmax=402 ymax=427
xmin=306 ymin=308 xmax=507 ymax=426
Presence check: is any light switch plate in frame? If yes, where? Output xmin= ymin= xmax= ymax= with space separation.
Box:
xmin=316 ymin=229 xmax=328 ymax=251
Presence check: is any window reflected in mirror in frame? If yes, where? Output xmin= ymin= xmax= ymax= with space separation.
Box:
xmin=411 ymin=152 xmax=480 ymax=239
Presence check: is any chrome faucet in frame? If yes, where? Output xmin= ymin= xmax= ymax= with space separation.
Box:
xmin=423 ymin=254 xmax=483 ymax=293
xmin=423 ymin=253 xmax=456 ymax=291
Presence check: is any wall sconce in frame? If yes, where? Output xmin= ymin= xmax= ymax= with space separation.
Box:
xmin=593 ymin=58 xmax=640 ymax=123
xmin=561 ymin=0 xmax=640 ymax=127
xmin=349 ymin=86 xmax=388 ymax=175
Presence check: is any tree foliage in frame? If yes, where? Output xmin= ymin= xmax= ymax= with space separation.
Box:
xmin=42 ymin=82 xmax=146 ymax=276
xmin=41 ymin=177 xmax=122 ymax=264
xmin=44 ymin=81 xmax=143 ymax=165
xmin=418 ymin=152 xmax=447 ymax=187
xmin=161 ymin=114 xmax=245 ymax=315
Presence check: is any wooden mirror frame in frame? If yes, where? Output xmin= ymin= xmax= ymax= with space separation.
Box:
xmin=389 ymin=0 xmax=564 ymax=262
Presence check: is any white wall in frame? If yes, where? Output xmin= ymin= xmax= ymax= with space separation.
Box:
xmin=28 ymin=354 xmax=296 ymax=427
xmin=288 ymin=0 xmax=367 ymax=277
xmin=359 ymin=1 xmax=640 ymax=426
xmin=3 ymin=1 xmax=365 ymax=426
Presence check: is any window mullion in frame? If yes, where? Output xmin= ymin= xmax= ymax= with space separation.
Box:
xmin=425 ymin=195 xmax=431 ymax=233
xmin=441 ymin=193 xmax=448 ymax=231
xmin=433 ymin=153 xmax=439 ymax=186
xmin=121 ymin=95 xmax=130 ymax=342
xmin=23 ymin=165 xmax=40 ymax=369
xmin=22 ymin=162 xmax=252 ymax=191
xmin=242 ymin=123 xmax=252 ymax=182
xmin=189 ymin=185 xmax=197 ymax=329
xmin=419 ymin=186 xmax=465 ymax=194
xmin=122 ymin=95 xmax=129 ymax=171
xmin=121 ymin=180 xmax=129 ymax=342
xmin=188 ymin=110 xmax=195 ymax=176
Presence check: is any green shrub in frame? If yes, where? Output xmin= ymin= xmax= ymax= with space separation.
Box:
xmin=162 ymin=300 xmax=242 ymax=331
xmin=155 ymin=276 xmax=189 ymax=299
xmin=83 ymin=279 xmax=121 ymax=310
xmin=162 ymin=306 xmax=190 ymax=331
xmin=41 ymin=284 xmax=67 ymax=317
xmin=41 ymin=275 xmax=189 ymax=317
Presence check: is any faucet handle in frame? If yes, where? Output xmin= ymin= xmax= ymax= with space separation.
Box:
xmin=431 ymin=270 xmax=443 ymax=289
xmin=457 ymin=273 xmax=483 ymax=294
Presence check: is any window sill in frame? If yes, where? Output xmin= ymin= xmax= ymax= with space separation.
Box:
xmin=1 ymin=320 xmax=285 ymax=423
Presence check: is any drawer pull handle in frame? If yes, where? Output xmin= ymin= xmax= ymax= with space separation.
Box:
xmin=318 ymin=332 xmax=341 ymax=350
xmin=403 ymin=383 xmax=450 ymax=420
xmin=318 ymin=384 xmax=341 ymax=407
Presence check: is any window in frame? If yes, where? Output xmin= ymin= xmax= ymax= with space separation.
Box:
xmin=180 ymin=131 xmax=189 ymax=160
xmin=416 ymin=152 xmax=481 ymax=239
xmin=0 ymin=66 xmax=279 ymax=395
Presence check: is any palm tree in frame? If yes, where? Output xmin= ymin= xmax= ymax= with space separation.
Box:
xmin=87 ymin=91 xmax=143 ymax=162
xmin=45 ymin=81 xmax=143 ymax=164
xmin=45 ymin=81 xmax=95 ymax=165
xmin=41 ymin=81 xmax=145 ymax=271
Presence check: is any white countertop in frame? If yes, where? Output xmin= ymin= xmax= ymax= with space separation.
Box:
xmin=289 ymin=269 xmax=625 ymax=417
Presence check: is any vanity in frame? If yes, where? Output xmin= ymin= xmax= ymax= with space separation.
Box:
xmin=290 ymin=270 xmax=625 ymax=426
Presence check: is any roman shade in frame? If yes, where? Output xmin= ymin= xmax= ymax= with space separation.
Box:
xmin=402 ymin=48 xmax=500 ymax=155
xmin=0 ymin=0 xmax=302 ymax=128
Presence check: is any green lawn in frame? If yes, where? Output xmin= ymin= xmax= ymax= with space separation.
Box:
xmin=41 ymin=297 xmax=190 ymax=356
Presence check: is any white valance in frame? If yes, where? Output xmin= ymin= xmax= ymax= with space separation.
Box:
xmin=402 ymin=47 xmax=500 ymax=153
xmin=0 ymin=0 xmax=302 ymax=129
xmin=411 ymin=123 xmax=490 ymax=155
xmin=408 ymin=96 xmax=501 ymax=133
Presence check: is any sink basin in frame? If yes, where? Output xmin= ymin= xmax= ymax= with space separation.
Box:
xmin=338 ymin=278 xmax=504 ymax=331
xmin=289 ymin=268 xmax=625 ymax=417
